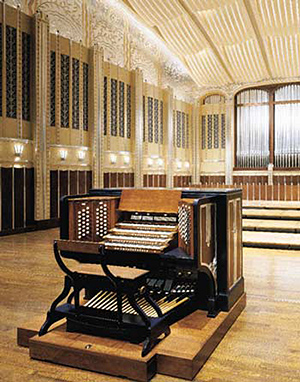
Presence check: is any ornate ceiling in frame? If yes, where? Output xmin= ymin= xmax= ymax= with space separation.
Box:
xmin=121 ymin=0 xmax=300 ymax=87
xmin=6 ymin=0 xmax=300 ymax=97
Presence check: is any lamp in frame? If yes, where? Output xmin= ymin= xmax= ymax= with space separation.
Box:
xmin=14 ymin=143 xmax=24 ymax=157
xmin=176 ymin=160 xmax=182 ymax=169
xmin=110 ymin=153 xmax=117 ymax=164
xmin=157 ymin=158 xmax=163 ymax=167
xmin=123 ymin=155 xmax=130 ymax=165
xmin=184 ymin=161 xmax=190 ymax=169
xmin=147 ymin=158 xmax=153 ymax=167
xmin=78 ymin=150 xmax=86 ymax=161
xmin=59 ymin=149 xmax=68 ymax=161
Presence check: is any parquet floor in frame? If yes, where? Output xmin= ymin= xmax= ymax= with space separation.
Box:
xmin=0 ymin=229 xmax=300 ymax=382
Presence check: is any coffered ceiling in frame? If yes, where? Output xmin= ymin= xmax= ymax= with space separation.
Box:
xmin=121 ymin=0 xmax=300 ymax=87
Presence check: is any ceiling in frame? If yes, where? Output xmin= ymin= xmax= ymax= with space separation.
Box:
xmin=120 ymin=0 xmax=300 ymax=87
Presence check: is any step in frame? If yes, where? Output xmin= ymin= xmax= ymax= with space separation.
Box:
xmin=242 ymin=208 xmax=300 ymax=220
xmin=243 ymin=219 xmax=300 ymax=233
xmin=243 ymin=200 xmax=300 ymax=210
xmin=243 ymin=231 xmax=300 ymax=249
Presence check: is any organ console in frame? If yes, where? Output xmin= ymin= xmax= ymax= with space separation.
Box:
xmin=40 ymin=188 xmax=244 ymax=356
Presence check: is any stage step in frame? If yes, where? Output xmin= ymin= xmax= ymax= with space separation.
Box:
xmin=243 ymin=200 xmax=300 ymax=210
xmin=243 ymin=218 xmax=300 ymax=233
xmin=243 ymin=231 xmax=300 ymax=249
xmin=242 ymin=208 xmax=300 ymax=220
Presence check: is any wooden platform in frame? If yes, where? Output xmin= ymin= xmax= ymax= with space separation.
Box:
xmin=243 ymin=218 xmax=300 ymax=233
xmin=18 ymin=294 xmax=246 ymax=382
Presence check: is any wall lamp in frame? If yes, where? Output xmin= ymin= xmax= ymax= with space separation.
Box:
xmin=60 ymin=149 xmax=68 ymax=161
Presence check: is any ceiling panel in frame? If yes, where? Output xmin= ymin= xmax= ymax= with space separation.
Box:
xmin=123 ymin=0 xmax=300 ymax=87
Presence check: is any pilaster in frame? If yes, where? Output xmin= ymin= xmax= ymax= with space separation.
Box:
xmin=192 ymin=101 xmax=200 ymax=184
xmin=166 ymin=87 xmax=174 ymax=188
xmin=91 ymin=44 xmax=104 ymax=188
xmin=225 ymin=95 xmax=234 ymax=185
xmin=33 ymin=11 xmax=50 ymax=220
xmin=133 ymin=68 xmax=143 ymax=188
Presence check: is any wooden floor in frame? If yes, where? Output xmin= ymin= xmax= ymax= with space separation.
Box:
xmin=1 ymin=229 xmax=300 ymax=382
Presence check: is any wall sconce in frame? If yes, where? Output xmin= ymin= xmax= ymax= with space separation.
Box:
xmin=123 ymin=155 xmax=130 ymax=165
xmin=184 ymin=161 xmax=190 ymax=169
xmin=14 ymin=143 xmax=24 ymax=157
xmin=60 ymin=149 xmax=68 ymax=161
xmin=157 ymin=158 xmax=163 ymax=167
xmin=147 ymin=158 xmax=153 ymax=167
xmin=78 ymin=150 xmax=86 ymax=161
xmin=176 ymin=160 xmax=182 ymax=169
xmin=110 ymin=153 xmax=117 ymax=164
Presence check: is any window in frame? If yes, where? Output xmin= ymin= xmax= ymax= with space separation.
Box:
xmin=235 ymin=84 xmax=300 ymax=168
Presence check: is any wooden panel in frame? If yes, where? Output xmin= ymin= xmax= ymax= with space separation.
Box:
xmin=119 ymin=189 xmax=182 ymax=213
xmin=143 ymin=174 xmax=147 ymax=187
xmin=87 ymin=171 xmax=92 ymax=191
xmin=111 ymin=173 xmax=117 ymax=188
xmin=199 ymin=203 xmax=216 ymax=267
xmin=25 ymin=168 xmax=34 ymax=225
xmin=104 ymin=173 xmax=109 ymax=188
xmin=130 ymin=173 xmax=134 ymax=187
xmin=148 ymin=175 xmax=153 ymax=187
xmin=118 ymin=173 xmax=124 ymax=188
xmin=78 ymin=171 xmax=86 ymax=194
xmin=1 ymin=167 xmax=12 ymax=230
xmin=70 ymin=171 xmax=78 ymax=195
xmin=50 ymin=170 xmax=58 ymax=219
xmin=59 ymin=171 xmax=68 ymax=200
xmin=14 ymin=168 xmax=24 ymax=228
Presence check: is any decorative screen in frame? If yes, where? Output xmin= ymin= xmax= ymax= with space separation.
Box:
xmin=22 ymin=32 xmax=31 ymax=121
xmin=72 ymin=58 xmax=79 ymax=129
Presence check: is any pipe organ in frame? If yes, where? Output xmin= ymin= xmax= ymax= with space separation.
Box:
xmin=40 ymin=188 xmax=244 ymax=356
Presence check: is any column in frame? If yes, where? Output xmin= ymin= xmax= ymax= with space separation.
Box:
xmin=91 ymin=44 xmax=104 ymax=188
xmin=192 ymin=101 xmax=200 ymax=184
xmin=166 ymin=87 xmax=174 ymax=188
xmin=33 ymin=11 xmax=51 ymax=220
xmin=133 ymin=68 xmax=143 ymax=188
xmin=225 ymin=95 xmax=234 ymax=185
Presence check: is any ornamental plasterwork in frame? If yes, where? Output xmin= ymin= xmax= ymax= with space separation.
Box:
xmin=8 ymin=0 xmax=199 ymax=102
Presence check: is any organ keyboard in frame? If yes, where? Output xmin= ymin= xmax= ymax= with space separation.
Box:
xmin=40 ymin=188 xmax=244 ymax=356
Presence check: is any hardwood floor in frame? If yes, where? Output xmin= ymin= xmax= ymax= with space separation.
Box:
xmin=1 ymin=229 xmax=300 ymax=381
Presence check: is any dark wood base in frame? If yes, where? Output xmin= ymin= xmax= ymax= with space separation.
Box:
xmin=18 ymin=293 xmax=246 ymax=382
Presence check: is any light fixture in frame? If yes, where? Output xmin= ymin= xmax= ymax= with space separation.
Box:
xmin=123 ymin=155 xmax=130 ymax=165
xmin=78 ymin=150 xmax=86 ymax=161
xmin=157 ymin=158 xmax=163 ymax=167
xmin=59 ymin=149 xmax=68 ymax=161
xmin=14 ymin=143 xmax=24 ymax=157
xmin=177 ymin=160 xmax=182 ymax=169
xmin=110 ymin=153 xmax=117 ymax=164
xmin=184 ymin=161 xmax=190 ymax=169
xmin=147 ymin=158 xmax=153 ymax=167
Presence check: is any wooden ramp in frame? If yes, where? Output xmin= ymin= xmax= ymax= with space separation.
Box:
xmin=243 ymin=200 xmax=300 ymax=209
xmin=18 ymin=294 xmax=246 ymax=382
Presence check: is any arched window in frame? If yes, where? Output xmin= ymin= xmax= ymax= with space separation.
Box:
xmin=236 ymin=89 xmax=269 ymax=168
xmin=235 ymin=83 xmax=300 ymax=169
